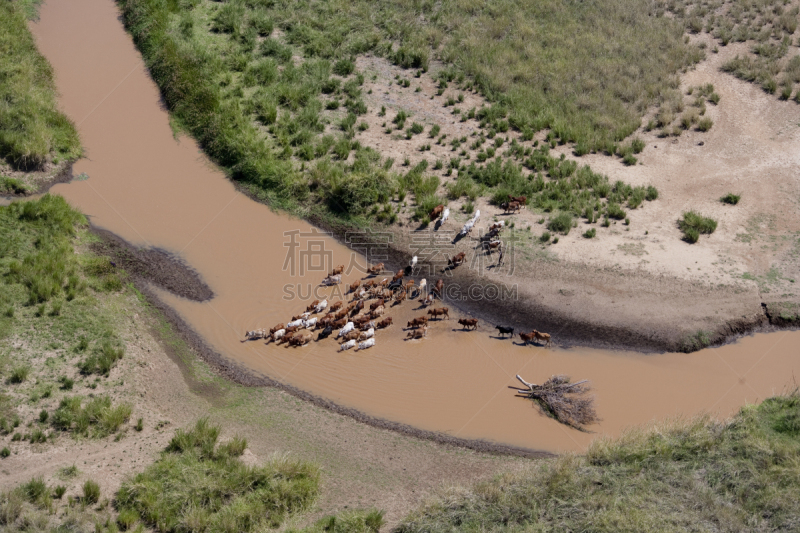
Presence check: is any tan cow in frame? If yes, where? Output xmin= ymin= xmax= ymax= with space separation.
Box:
xmin=427 ymin=307 xmax=449 ymax=320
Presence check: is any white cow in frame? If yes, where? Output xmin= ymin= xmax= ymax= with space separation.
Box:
xmin=356 ymin=338 xmax=375 ymax=351
xmin=358 ymin=328 xmax=375 ymax=341
xmin=460 ymin=219 xmax=474 ymax=237
xmin=287 ymin=319 xmax=304 ymax=328
xmin=410 ymin=256 xmax=418 ymax=269
xmin=441 ymin=207 xmax=450 ymax=225
xmin=322 ymin=274 xmax=341 ymax=286
xmin=272 ymin=329 xmax=286 ymax=341
xmin=315 ymin=299 xmax=328 ymax=313
xmin=303 ymin=317 xmax=317 ymax=329
xmin=471 ymin=209 xmax=480 ymax=224
xmin=339 ymin=339 xmax=357 ymax=352
xmin=337 ymin=321 xmax=355 ymax=337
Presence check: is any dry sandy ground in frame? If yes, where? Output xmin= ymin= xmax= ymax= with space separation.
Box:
xmin=340 ymin=38 xmax=800 ymax=350
xmin=0 ymin=290 xmax=527 ymax=528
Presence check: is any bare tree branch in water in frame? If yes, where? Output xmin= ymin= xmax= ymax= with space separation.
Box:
xmin=513 ymin=374 xmax=599 ymax=430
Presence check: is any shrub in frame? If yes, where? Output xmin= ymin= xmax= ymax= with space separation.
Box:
xmin=540 ymin=231 xmax=551 ymax=242
xmin=547 ymin=212 xmax=573 ymax=235
xmin=117 ymin=508 xmax=139 ymax=530
xmin=697 ymin=117 xmax=713 ymax=132
xmin=59 ymin=376 xmax=74 ymax=390
xmin=409 ymin=122 xmax=424 ymax=135
xmin=622 ymin=153 xmax=637 ymax=166
xmin=631 ymin=138 xmax=645 ymax=154
xmin=117 ymin=419 xmax=320 ymax=532
xmin=721 ymin=193 xmax=740 ymax=205
xmin=82 ymin=480 xmax=100 ymax=504
xmin=679 ymin=211 xmax=717 ymax=243
xmin=22 ymin=477 xmax=49 ymax=505
xmin=708 ymin=92 xmax=720 ymax=105
xmin=8 ymin=366 xmax=29 ymax=384
xmin=53 ymin=485 xmax=66 ymax=499
xmin=39 ymin=410 xmax=48 ymax=423
xmin=0 ymin=447 xmax=9 ymax=458
xmin=29 ymin=429 xmax=46 ymax=443
xmin=583 ymin=228 xmax=596 ymax=238
xmin=135 ymin=418 xmax=143 ymax=432
xmin=429 ymin=124 xmax=440 ymax=138
xmin=645 ymin=185 xmax=658 ymax=201
xmin=606 ymin=203 xmax=626 ymax=220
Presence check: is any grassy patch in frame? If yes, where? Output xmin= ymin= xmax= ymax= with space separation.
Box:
xmin=116 ymin=419 xmax=319 ymax=532
xmin=0 ymin=2 xmax=81 ymax=170
xmin=721 ymin=192 xmax=740 ymax=205
xmin=396 ymin=390 xmax=800 ymax=532
xmin=678 ymin=210 xmax=717 ymax=243
xmin=51 ymin=395 xmax=132 ymax=438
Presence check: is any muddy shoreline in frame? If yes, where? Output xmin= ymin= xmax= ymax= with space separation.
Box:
xmin=303 ymin=210 xmax=798 ymax=354
xmin=90 ymin=225 xmax=552 ymax=459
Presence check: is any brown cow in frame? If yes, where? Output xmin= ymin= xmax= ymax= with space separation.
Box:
xmin=368 ymin=263 xmax=385 ymax=275
xmin=277 ymin=331 xmax=296 ymax=345
xmin=430 ymin=204 xmax=445 ymax=220
xmin=305 ymin=300 xmax=320 ymax=313
xmin=458 ymin=318 xmax=478 ymax=330
xmin=533 ymin=330 xmax=552 ymax=347
xmin=370 ymin=306 xmax=385 ymax=319
xmin=353 ymin=315 xmax=372 ymax=327
xmin=289 ymin=330 xmax=313 ymax=346
xmin=432 ymin=279 xmax=444 ymax=298
xmin=393 ymin=290 xmax=406 ymax=304
xmin=406 ymin=325 xmax=428 ymax=340
xmin=447 ymin=253 xmax=466 ymax=267
xmin=332 ymin=318 xmax=347 ymax=329
xmin=342 ymin=330 xmax=361 ymax=342
xmin=316 ymin=317 xmax=332 ymax=329
xmin=329 ymin=301 xmax=343 ymax=313
xmin=351 ymin=300 xmax=364 ymax=315
xmin=292 ymin=312 xmax=310 ymax=321
xmin=369 ymin=298 xmax=385 ymax=311
xmin=364 ymin=279 xmax=377 ymax=289
xmin=404 ymin=280 xmax=415 ymax=292
xmin=269 ymin=323 xmax=285 ymax=335
xmin=501 ymin=201 xmax=521 ymax=213
xmin=392 ymin=269 xmax=404 ymax=282
xmin=483 ymin=240 xmax=502 ymax=254
xmin=349 ymin=279 xmax=361 ymax=293
xmin=406 ymin=316 xmax=429 ymax=329
xmin=427 ymin=307 xmax=449 ymax=320
xmin=377 ymin=317 xmax=393 ymax=329
xmin=333 ymin=309 xmax=348 ymax=321
xmin=285 ymin=325 xmax=299 ymax=334
xmin=508 ymin=194 xmax=527 ymax=207
xmin=329 ymin=265 xmax=344 ymax=277
xmin=418 ymin=294 xmax=434 ymax=307
xmin=519 ymin=331 xmax=536 ymax=345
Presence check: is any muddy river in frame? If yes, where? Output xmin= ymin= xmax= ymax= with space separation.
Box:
xmin=31 ymin=0 xmax=799 ymax=453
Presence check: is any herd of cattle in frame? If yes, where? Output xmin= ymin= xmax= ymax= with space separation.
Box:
xmin=244 ymin=198 xmax=554 ymax=351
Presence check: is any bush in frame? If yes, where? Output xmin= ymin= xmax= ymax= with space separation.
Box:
xmin=697 ymin=117 xmax=713 ymax=132
xmin=52 ymin=395 xmax=132 ymax=437
xmin=53 ymin=485 xmax=66 ymax=499
xmin=631 ymin=138 xmax=645 ymax=154
xmin=0 ymin=447 xmax=9 ymax=458
xmin=547 ymin=212 xmax=573 ymax=235
xmin=22 ymin=477 xmax=49 ymax=505
xmin=117 ymin=419 xmax=320 ymax=532
xmin=679 ymin=211 xmax=717 ymax=243
xmin=39 ymin=410 xmax=48 ymax=423
xmin=606 ymin=202 xmax=626 ymax=220
xmin=8 ymin=366 xmax=29 ymax=384
xmin=645 ymin=185 xmax=658 ymax=201
xmin=583 ymin=228 xmax=596 ymax=238
xmin=82 ymin=480 xmax=100 ymax=504
xmin=540 ymin=231 xmax=551 ymax=242
xmin=721 ymin=193 xmax=740 ymax=205
xmin=429 ymin=124 xmax=440 ymax=138
xmin=622 ymin=153 xmax=637 ymax=166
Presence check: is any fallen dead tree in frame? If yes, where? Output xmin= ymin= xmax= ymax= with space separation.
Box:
xmin=513 ymin=374 xmax=599 ymax=430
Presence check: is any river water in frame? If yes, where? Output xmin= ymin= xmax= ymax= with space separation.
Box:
xmin=31 ymin=0 xmax=799 ymax=453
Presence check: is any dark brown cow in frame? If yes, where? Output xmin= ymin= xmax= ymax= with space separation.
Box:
xmin=501 ymin=201 xmax=521 ymax=213
xmin=430 ymin=204 xmax=445 ymax=220
xmin=392 ymin=269 xmax=404 ymax=282
xmin=369 ymin=298 xmax=385 ymax=311
xmin=329 ymin=301 xmax=343 ymax=313
xmin=342 ymin=330 xmax=361 ymax=342
xmin=277 ymin=331 xmax=296 ymax=345
xmin=305 ymin=300 xmax=320 ymax=313
xmin=332 ymin=318 xmax=347 ymax=329
xmin=377 ymin=317 xmax=393 ymax=329
xmin=393 ymin=290 xmax=406 ymax=304
xmin=508 ymin=195 xmax=527 ymax=207
xmin=351 ymin=300 xmax=364 ymax=315
xmin=406 ymin=316 xmax=429 ymax=329
xmin=269 ymin=323 xmax=285 ymax=335
xmin=519 ymin=331 xmax=536 ymax=344
xmin=349 ymin=279 xmax=361 ymax=293
xmin=285 ymin=325 xmax=299 ymax=334
xmin=427 ymin=307 xmax=449 ymax=320
xmin=447 ymin=252 xmax=466 ymax=267
xmin=458 ymin=318 xmax=478 ymax=330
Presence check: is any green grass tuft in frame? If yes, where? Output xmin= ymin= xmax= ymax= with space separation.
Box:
xmin=721 ymin=193 xmax=740 ymax=205
xmin=679 ymin=210 xmax=717 ymax=243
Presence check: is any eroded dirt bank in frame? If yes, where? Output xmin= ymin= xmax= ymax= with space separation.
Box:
xmin=30 ymin=0 xmax=800 ymax=453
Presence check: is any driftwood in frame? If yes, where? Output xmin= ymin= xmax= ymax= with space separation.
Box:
xmin=513 ymin=374 xmax=599 ymax=430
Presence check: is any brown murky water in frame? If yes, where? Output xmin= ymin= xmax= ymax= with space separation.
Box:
xmin=32 ymin=0 xmax=799 ymax=453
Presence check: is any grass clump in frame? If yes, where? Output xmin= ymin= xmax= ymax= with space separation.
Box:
xmin=678 ymin=210 xmax=717 ymax=243
xmin=547 ymin=212 xmax=573 ymax=235
xmin=396 ymin=390 xmax=800 ymax=532
xmin=0 ymin=2 xmax=81 ymax=170
xmin=116 ymin=419 xmax=319 ymax=532
xmin=8 ymin=366 xmax=29 ymax=384
xmin=721 ymin=192 xmax=740 ymax=205
xmin=51 ymin=395 xmax=132 ymax=438
xmin=82 ymin=480 xmax=100 ymax=505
